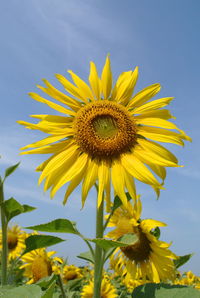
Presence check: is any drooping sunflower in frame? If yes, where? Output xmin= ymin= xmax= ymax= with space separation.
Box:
xmin=20 ymin=248 xmax=61 ymax=284
xmin=81 ymin=276 xmax=117 ymax=298
xmin=62 ymin=264 xmax=83 ymax=283
xmin=0 ymin=225 xmax=27 ymax=260
xmin=106 ymin=198 xmax=177 ymax=283
xmin=18 ymin=56 xmax=191 ymax=207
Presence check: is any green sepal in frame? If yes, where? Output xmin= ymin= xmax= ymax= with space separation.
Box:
xmin=3 ymin=197 xmax=36 ymax=222
xmin=22 ymin=235 xmax=65 ymax=255
xmin=174 ymin=253 xmax=194 ymax=269
xmin=77 ymin=251 xmax=94 ymax=264
xmin=26 ymin=219 xmax=79 ymax=235
xmin=151 ymin=227 xmax=161 ymax=239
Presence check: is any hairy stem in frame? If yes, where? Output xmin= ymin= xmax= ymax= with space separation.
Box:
xmin=93 ymin=197 xmax=104 ymax=298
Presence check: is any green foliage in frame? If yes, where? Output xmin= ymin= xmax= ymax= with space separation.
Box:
xmin=112 ymin=192 xmax=132 ymax=213
xmin=0 ymin=284 xmax=43 ymax=298
xmin=26 ymin=219 xmax=79 ymax=235
xmin=174 ymin=254 xmax=194 ymax=269
xmin=132 ymin=283 xmax=200 ymax=298
xmin=23 ymin=235 xmax=65 ymax=255
xmin=4 ymin=162 xmax=20 ymax=180
xmin=77 ymin=251 xmax=94 ymax=264
xmin=3 ymin=197 xmax=36 ymax=222
xmin=87 ymin=233 xmax=138 ymax=250
xmin=151 ymin=227 xmax=161 ymax=239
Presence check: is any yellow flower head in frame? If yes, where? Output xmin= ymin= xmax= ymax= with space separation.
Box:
xmin=174 ymin=271 xmax=200 ymax=290
xmin=122 ymin=272 xmax=149 ymax=292
xmin=107 ymin=199 xmax=177 ymax=283
xmin=81 ymin=276 xmax=117 ymax=298
xmin=20 ymin=248 xmax=59 ymax=284
xmin=62 ymin=264 xmax=83 ymax=283
xmin=18 ymin=56 xmax=191 ymax=208
xmin=0 ymin=225 xmax=27 ymax=260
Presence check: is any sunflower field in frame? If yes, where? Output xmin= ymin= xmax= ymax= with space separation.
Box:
xmin=0 ymin=57 xmax=200 ymax=297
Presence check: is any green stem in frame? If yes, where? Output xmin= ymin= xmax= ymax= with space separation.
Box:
xmin=0 ymin=178 xmax=8 ymax=286
xmin=57 ymin=274 xmax=67 ymax=298
xmin=93 ymin=197 xmax=104 ymax=298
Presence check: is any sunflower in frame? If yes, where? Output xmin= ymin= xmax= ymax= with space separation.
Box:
xmin=174 ymin=271 xmax=200 ymax=290
xmin=81 ymin=276 xmax=117 ymax=298
xmin=20 ymin=248 xmax=61 ymax=284
xmin=18 ymin=56 xmax=190 ymax=208
xmin=106 ymin=198 xmax=177 ymax=283
xmin=122 ymin=272 xmax=149 ymax=292
xmin=0 ymin=225 xmax=27 ymax=260
xmin=62 ymin=264 xmax=83 ymax=283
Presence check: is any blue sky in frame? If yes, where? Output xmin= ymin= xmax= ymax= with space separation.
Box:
xmin=1 ymin=0 xmax=200 ymax=274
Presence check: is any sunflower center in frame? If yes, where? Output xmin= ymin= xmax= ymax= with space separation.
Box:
xmin=120 ymin=229 xmax=151 ymax=262
xmin=74 ymin=100 xmax=137 ymax=159
xmin=32 ymin=256 xmax=52 ymax=282
xmin=7 ymin=233 xmax=18 ymax=250
xmin=64 ymin=271 xmax=78 ymax=281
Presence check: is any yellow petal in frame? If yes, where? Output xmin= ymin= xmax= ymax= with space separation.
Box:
xmin=20 ymin=134 xmax=69 ymax=150
xmin=28 ymin=92 xmax=76 ymax=116
xmin=89 ymin=61 xmax=101 ymax=100
xmin=37 ymin=79 xmax=81 ymax=110
xmin=101 ymin=55 xmax=112 ymax=99
xmin=136 ymin=117 xmax=183 ymax=132
xmin=134 ymin=109 xmax=175 ymax=120
xmin=132 ymin=97 xmax=174 ymax=114
xmin=113 ymin=67 xmax=138 ymax=105
xmin=97 ymin=162 xmax=110 ymax=208
xmin=82 ymin=159 xmax=98 ymax=208
xmin=68 ymin=70 xmax=94 ymax=101
xmin=111 ymin=160 xmax=128 ymax=207
xmin=141 ymin=219 xmax=167 ymax=232
xmin=50 ymin=153 xmax=88 ymax=197
xmin=55 ymin=74 xmax=88 ymax=103
xmin=63 ymin=164 xmax=86 ymax=205
xmin=134 ymin=146 xmax=179 ymax=167
xmin=38 ymin=143 xmax=79 ymax=184
xmin=148 ymin=164 xmax=166 ymax=181
xmin=123 ymin=170 xmax=136 ymax=201
xmin=111 ymin=71 xmax=132 ymax=100
xmin=138 ymin=126 xmax=184 ymax=146
xmin=128 ymin=83 xmax=161 ymax=108
xmin=19 ymin=140 xmax=70 ymax=155
xmin=137 ymin=139 xmax=178 ymax=164
xmin=121 ymin=153 xmax=162 ymax=187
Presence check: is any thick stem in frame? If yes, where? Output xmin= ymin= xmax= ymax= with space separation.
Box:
xmin=93 ymin=198 xmax=104 ymax=298
xmin=0 ymin=179 xmax=8 ymax=286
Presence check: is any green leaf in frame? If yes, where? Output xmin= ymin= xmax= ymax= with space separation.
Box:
xmin=77 ymin=251 xmax=94 ymax=264
xmin=36 ymin=274 xmax=57 ymax=289
xmin=87 ymin=234 xmax=138 ymax=250
xmin=41 ymin=280 xmax=56 ymax=298
xmin=23 ymin=235 xmax=65 ymax=255
xmin=4 ymin=162 xmax=20 ymax=179
xmin=0 ymin=284 xmax=43 ymax=298
xmin=26 ymin=219 xmax=79 ymax=234
xmin=174 ymin=253 xmax=194 ymax=269
xmin=132 ymin=283 xmax=200 ymax=298
xmin=22 ymin=204 xmax=36 ymax=213
xmin=3 ymin=197 xmax=36 ymax=222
